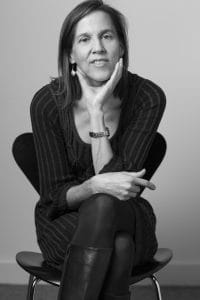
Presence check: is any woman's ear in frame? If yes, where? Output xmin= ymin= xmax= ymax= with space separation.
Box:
xmin=69 ymin=53 xmax=76 ymax=64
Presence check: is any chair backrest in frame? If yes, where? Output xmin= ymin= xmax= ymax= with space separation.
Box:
xmin=12 ymin=133 xmax=40 ymax=194
xmin=12 ymin=132 xmax=166 ymax=195
xmin=143 ymin=132 xmax=167 ymax=180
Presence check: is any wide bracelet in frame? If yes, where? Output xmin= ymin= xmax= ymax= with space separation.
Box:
xmin=89 ymin=127 xmax=110 ymax=138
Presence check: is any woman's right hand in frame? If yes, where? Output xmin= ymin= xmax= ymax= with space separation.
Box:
xmin=76 ymin=59 xmax=123 ymax=113
xmin=90 ymin=169 xmax=156 ymax=200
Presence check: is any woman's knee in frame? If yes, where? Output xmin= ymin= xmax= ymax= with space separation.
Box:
xmin=114 ymin=232 xmax=135 ymax=256
xmin=79 ymin=193 xmax=118 ymax=220
xmin=109 ymin=232 xmax=135 ymax=277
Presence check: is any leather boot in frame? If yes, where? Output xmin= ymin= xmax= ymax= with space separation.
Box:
xmin=57 ymin=244 xmax=113 ymax=300
xmin=99 ymin=292 xmax=131 ymax=300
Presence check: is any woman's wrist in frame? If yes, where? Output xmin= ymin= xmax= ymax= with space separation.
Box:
xmin=90 ymin=174 xmax=106 ymax=194
xmin=87 ymin=175 xmax=98 ymax=194
xmin=88 ymin=105 xmax=104 ymax=117
xmin=82 ymin=178 xmax=95 ymax=195
xmin=66 ymin=179 xmax=95 ymax=209
xmin=89 ymin=109 xmax=105 ymax=130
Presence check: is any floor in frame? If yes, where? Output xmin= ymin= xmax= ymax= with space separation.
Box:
xmin=0 ymin=285 xmax=199 ymax=300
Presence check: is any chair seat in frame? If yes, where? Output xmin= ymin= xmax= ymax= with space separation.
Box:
xmin=129 ymin=248 xmax=172 ymax=284
xmin=16 ymin=248 xmax=172 ymax=287
xmin=16 ymin=251 xmax=61 ymax=286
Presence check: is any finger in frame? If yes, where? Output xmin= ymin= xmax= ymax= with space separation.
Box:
xmin=108 ymin=61 xmax=120 ymax=83
xmin=106 ymin=59 xmax=122 ymax=89
xmin=128 ymin=169 xmax=146 ymax=178
xmin=119 ymin=192 xmax=137 ymax=201
xmin=114 ymin=58 xmax=123 ymax=81
xmin=118 ymin=57 xmax=123 ymax=75
xmin=128 ymin=192 xmax=137 ymax=198
xmin=129 ymin=185 xmax=141 ymax=193
xmin=133 ymin=178 xmax=156 ymax=190
xmin=136 ymin=169 xmax=146 ymax=178
xmin=113 ymin=58 xmax=123 ymax=84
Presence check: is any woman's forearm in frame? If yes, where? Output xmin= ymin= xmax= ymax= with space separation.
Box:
xmin=66 ymin=179 xmax=94 ymax=210
xmin=66 ymin=110 xmax=114 ymax=209
xmin=89 ymin=110 xmax=113 ymax=174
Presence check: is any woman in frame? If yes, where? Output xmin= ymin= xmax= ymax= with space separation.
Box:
xmin=30 ymin=0 xmax=166 ymax=299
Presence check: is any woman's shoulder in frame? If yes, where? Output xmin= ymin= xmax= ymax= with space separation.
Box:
xmin=127 ymin=71 xmax=166 ymax=108
xmin=30 ymin=80 xmax=60 ymax=119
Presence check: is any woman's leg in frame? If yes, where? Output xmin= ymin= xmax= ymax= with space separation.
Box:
xmin=71 ymin=193 xmax=135 ymax=247
xmin=99 ymin=232 xmax=135 ymax=300
xmin=58 ymin=193 xmax=136 ymax=300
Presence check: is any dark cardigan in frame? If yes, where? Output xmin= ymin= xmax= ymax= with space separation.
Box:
xmin=30 ymin=71 xmax=166 ymax=268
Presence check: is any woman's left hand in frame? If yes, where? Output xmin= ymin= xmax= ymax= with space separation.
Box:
xmin=76 ymin=58 xmax=123 ymax=113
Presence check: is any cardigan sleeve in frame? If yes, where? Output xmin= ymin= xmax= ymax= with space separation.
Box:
xmin=99 ymin=79 xmax=166 ymax=174
xmin=30 ymin=85 xmax=80 ymax=220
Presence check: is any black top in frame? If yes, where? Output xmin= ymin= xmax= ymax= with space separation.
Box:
xmin=30 ymin=72 xmax=166 ymax=221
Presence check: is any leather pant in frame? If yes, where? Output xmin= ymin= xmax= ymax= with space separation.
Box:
xmin=59 ymin=193 xmax=136 ymax=298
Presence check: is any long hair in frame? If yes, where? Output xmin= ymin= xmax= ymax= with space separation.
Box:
xmin=54 ymin=0 xmax=129 ymax=109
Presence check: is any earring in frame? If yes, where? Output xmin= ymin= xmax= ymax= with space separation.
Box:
xmin=71 ymin=64 xmax=76 ymax=76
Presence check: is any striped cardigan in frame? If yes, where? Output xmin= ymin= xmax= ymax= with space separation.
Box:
xmin=30 ymin=72 xmax=166 ymax=222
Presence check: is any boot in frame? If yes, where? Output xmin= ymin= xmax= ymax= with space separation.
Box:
xmin=57 ymin=243 xmax=113 ymax=300
xmin=99 ymin=292 xmax=131 ymax=300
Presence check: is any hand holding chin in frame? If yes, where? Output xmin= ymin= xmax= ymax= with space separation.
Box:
xmin=76 ymin=58 xmax=123 ymax=113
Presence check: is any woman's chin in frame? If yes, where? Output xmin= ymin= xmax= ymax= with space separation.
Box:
xmin=86 ymin=72 xmax=111 ymax=87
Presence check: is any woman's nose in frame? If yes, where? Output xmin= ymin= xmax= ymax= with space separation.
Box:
xmin=91 ymin=38 xmax=106 ymax=53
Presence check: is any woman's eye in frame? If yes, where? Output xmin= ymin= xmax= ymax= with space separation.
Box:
xmin=103 ymin=34 xmax=113 ymax=40
xmin=79 ymin=37 xmax=89 ymax=43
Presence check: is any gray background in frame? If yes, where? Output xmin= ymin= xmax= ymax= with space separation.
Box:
xmin=0 ymin=0 xmax=199 ymax=284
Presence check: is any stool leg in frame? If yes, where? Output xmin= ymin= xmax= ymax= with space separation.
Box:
xmin=26 ymin=274 xmax=40 ymax=300
xmin=149 ymin=275 xmax=162 ymax=300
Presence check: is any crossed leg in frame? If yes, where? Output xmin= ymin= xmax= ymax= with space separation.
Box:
xmin=99 ymin=231 xmax=135 ymax=298
xmin=62 ymin=193 xmax=137 ymax=299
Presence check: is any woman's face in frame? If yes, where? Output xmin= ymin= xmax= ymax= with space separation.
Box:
xmin=70 ymin=10 xmax=123 ymax=87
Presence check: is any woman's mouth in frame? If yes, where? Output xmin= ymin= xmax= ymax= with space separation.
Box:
xmin=91 ymin=59 xmax=109 ymax=67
